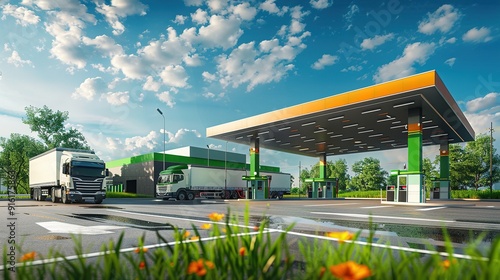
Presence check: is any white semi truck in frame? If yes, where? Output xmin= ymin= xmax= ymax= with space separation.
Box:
xmin=155 ymin=165 xmax=291 ymax=200
xmin=29 ymin=147 xmax=109 ymax=204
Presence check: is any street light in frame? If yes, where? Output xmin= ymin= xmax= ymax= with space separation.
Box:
xmin=206 ymin=145 xmax=210 ymax=167
xmin=157 ymin=108 xmax=165 ymax=171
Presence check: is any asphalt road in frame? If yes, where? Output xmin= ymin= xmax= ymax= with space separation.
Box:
xmin=2 ymin=197 xmax=500 ymax=270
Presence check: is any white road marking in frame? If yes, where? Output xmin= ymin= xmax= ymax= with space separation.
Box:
xmin=310 ymin=212 xmax=455 ymax=223
xmin=361 ymin=205 xmax=394 ymax=209
xmin=37 ymin=221 xmax=126 ymax=235
xmin=416 ymin=206 xmax=447 ymax=211
xmin=303 ymin=203 xmax=359 ymax=207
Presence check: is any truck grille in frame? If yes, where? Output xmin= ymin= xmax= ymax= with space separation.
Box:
xmin=73 ymin=178 xmax=103 ymax=194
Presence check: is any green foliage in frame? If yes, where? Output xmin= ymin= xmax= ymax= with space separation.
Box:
xmin=0 ymin=134 xmax=46 ymax=194
xmin=4 ymin=207 xmax=500 ymax=279
xmin=23 ymin=105 xmax=90 ymax=150
xmin=349 ymin=157 xmax=388 ymax=191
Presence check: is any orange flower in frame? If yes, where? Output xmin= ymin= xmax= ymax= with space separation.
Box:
xmin=20 ymin=252 xmax=36 ymax=262
xmin=325 ymin=231 xmax=354 ymax=243
xmin=319 ymin=266 xmax=326 ymax=278
xmin=239 ymin=247 xmax=246 ymax=256
xmin=253 ymin=225 xmax=260 ymax=231
xmin=134 ymin=247 xmax=148 ymax=254
xmin=191 ymin=236 xmax=200 ymax=241
xmin=441 ymin=259 xmax=457 ymax=270
xmin=139 ymin=261 xmax=146 ymax=270
xmin=330 ymin=261 xmax=371 ymax=280
xmin=183 ymin=231 xmax=191 ymax=239
xmin=187 ymin=259 xmax=215 ymax=277
xmin=208 ymin=212 xmax=225 ymax=222
xmin=201 ymin=223 xmax=212 ymax=230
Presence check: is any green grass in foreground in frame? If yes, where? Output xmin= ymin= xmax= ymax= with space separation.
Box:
xmin=3 ymin=206 xmax=500 ymax=279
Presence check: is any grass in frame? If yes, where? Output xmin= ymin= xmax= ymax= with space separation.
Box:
xmin=3 ymin=206 xmax=500 ymax=279
xmin=285 ymin=190 xmax=500 ymax=199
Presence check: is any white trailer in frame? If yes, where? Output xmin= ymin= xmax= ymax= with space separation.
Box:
xmin=29 ymin=147 xmax=109 ymax=204
xmin=155 ymin=165 xmax=290 ymax=200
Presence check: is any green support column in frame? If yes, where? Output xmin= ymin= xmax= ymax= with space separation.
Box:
xmin=407 ymin=108 xmax=422 ymax=172
xmin=439 ymin=142 xmax=450 ymax=179
xmin=250 ymin=138 xmax=260 ymax=177
xmin=319 ymin=153 xmax=327 ymax=179
xmin=407 ymin=108 xmax=425 ymax=203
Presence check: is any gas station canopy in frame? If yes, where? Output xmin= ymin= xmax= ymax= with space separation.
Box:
xmin=207 ymin=70 xmax=475 ymax=157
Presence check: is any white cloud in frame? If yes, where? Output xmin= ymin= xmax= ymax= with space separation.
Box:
xmin=310 ymin=0 xmax=332 ymax=10
xmin=343 ymin=3 xmax=359 ymax=30
xmin=466 ymin=92 xmax=499 ymax=113
xmin=259 ymin=0 xmax=287 ymax=16
xmin=373 ymin=42 xmax=436 ymax=83
xmin=95 ymin=0 xmax=148 ymax=35
xmin=103 ymin=91 xmax=130 ymax=106
xmin=166 ymin=128 xmax=201 ymax=144
xmin=184 ymin=0 xmax=203 ymax=6
xmin=446 ymin=37 xmax=457 ymax=44
xmin=7 ymin=50 xmax=33 ymax=67
xmin=341 ymin=65 xmax=362 ymax=72
xmin=191 ymin=8 xmax=208 ymax=25
xmin=360 ymin=33 xmax=395 ymax=51
xmin=418 ymin=4 xmax=461 ymax=34
xmin=198 ymin=15 xmax=243 ymax=50
xmin=174 ymin=14 xmax=187 ymax=24
xmin=1 ymin=4 xmax=40 ymax=26
xmin=124 ymin=130 xmax=157 ymax=151
xmin=159 ymin=65 xmax=189 ymax=88
xmin=202 ymin=71 xmax=217 ymax=82
xmin=311 ymin=54 xmax=338 ymax=70
xmin=82 ymin=35 xmax=124 ymax=57
xmin=444 ymin=57 xmax=456 ymax=67
xmin=140 ymin=27 xmax=193 ymax=66
xmin=203 ymin=92 xmax=216 ymax=98
xmin=72 ymin=77 xmax=107 ymax=100
xmin=207 ymin=0 xmax=228 ymax=13
xmin=232 ymin=2 xmax=257 ymax=21
xmin=111 ymin=54 xmax=150 ymax=79
xmin=462 ymin=27 xmax=492 ymax=43
xmin=183 ymin=53 xmax=202 ymax=66
xmin=143 ymin=76 xmax=161 ymax=92
xmin=156 ymin=91 xmax=176 ymax=108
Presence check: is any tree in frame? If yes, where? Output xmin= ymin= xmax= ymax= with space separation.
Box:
xmin=348 ymin=157 xmax=388 ymax=191
xmin=0 ymin=134 xmax=46 ymax=194
xmin=423 ymin=157 xmax=439 ymax=192
xmin=23 ymin=105 xmax=90 ymax=149
xmin=464 ymin=134 xmax=498 ymax=189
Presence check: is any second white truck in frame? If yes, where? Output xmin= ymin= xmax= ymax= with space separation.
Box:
xmin=29 ymin=147 xmax=109 ymax=204
xmin=156 ymin=165 xmax=290 ymax=200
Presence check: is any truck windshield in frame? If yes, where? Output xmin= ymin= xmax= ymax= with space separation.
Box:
xmin=71 ymin=161 xmax=106 ymax=178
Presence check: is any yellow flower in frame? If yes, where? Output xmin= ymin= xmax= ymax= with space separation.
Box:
xmin=139 ymin=261 xmax=146 ymax=270
xmin=330 ymin=261 xmax=372 ymax=280
xmin=134 ymin=247 xmax=148 ymax=254
xmin=187 ymin=259 xmax=215 ymax=277
xmin=191 ymin=236 xmax=200 ymax=241
xmin=20 ymin=252 xmax=36 ymax=262
xmin=325 ymin=231 xmax=354 ymax=243
xmin=208 ymin=212 xmax=225 ymax=222
xmin=201 ymin=223 xmax=212 ymax=230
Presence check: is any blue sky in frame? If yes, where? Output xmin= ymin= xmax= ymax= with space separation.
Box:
xmin=1 ymin=0 xmax=499 ymax=184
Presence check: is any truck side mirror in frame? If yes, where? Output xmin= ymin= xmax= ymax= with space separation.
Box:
xmin=62 ymin=163 xmax=68 ymax=175
xmin=105 ymin=169 xmax=110 ymax=177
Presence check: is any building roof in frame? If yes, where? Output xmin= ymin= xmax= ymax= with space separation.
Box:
xmin=207 ymin=70 xmax=475 ymax=157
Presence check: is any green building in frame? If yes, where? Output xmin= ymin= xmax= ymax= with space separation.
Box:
xmin=106 ymin=146 xmax=281 ymax=196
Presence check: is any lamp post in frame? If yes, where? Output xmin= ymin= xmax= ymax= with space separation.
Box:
xmin=157 ymin=108 xmax=165 ymax=171
xmin=225 ymin=141 xmax=227 ymax=197
xmin=206 ymin=145 xmax=210 ymax=167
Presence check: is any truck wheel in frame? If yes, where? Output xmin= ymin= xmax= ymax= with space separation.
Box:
xmin=62 ymin=189 xmax=70 ymax=204
xmin=177 ymin=191 xmax=187 ymax=201
xmin=94 ymin=198 xmax=103 ymax=204
xmin=51 ymin=188 xmax=59 ymax=203
xmin=231 ymin=191 xmax=238 ymax=199
xmin=187 ymin=192 xmax=195 ymax=200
